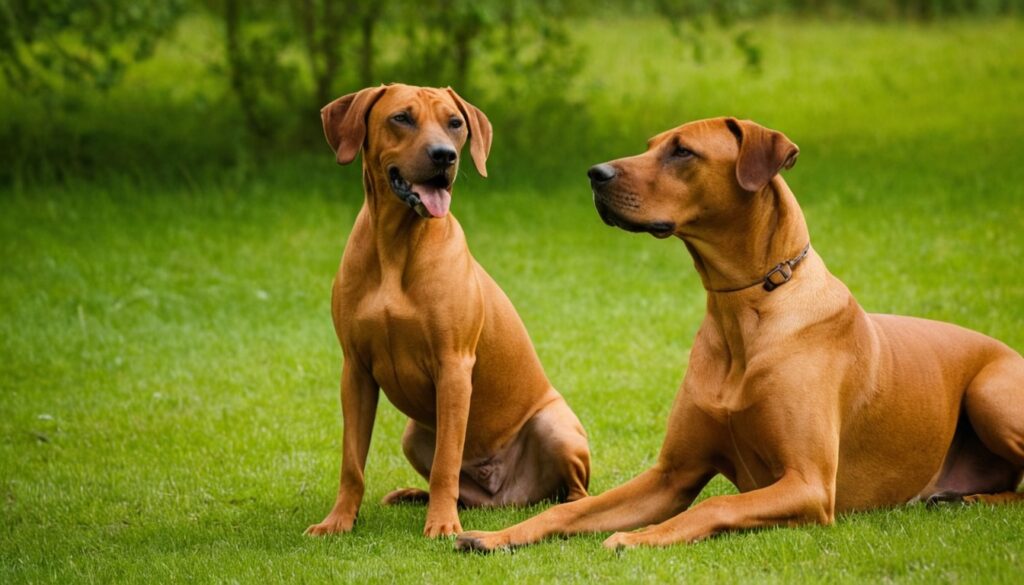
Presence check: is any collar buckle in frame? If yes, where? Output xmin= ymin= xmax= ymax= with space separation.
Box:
xmin=762 ymin=263 xmax=793 ymax=291
xmin=706 ymin=242 xmax=811 ymax=294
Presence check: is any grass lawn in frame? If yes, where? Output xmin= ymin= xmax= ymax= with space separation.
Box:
xmin=2 ymin=17 xmax=1024 ymax=584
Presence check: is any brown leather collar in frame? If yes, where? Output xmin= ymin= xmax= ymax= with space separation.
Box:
xmin=709 ymin=243 xmax=812 ymax=293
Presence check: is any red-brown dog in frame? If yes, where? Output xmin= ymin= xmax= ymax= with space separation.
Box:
xmin=305 ymin=84 xmax=590 ymax=538
xmin=456 ymin=117 xmax=1023 ymax=551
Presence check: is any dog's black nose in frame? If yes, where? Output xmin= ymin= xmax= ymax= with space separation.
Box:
xmin=428 ymin=144 xmax=458 ymax=167
xmin=588 ymin=164 xmax=616 ymax=184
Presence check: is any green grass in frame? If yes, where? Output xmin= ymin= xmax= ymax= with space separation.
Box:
xmin=3 ymin=17 xmax=1024 ymax=584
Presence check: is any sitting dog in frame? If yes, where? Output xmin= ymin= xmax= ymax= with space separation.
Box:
xmin=305 ymin=84 xmax=590 ymax=538
xmin=456 ymin=117 xmax=1023 ymax=550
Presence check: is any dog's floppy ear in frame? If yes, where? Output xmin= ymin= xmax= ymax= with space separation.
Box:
xmin=446 ymin=88 xmax=493 ymax=177
xmin=321 ymin=85 xmax=388 ymax=165
xmin=725 ymin=118 xmax=799 ymax=192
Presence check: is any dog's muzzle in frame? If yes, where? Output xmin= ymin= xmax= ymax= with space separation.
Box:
xmin=388 ymin=168 xmax=433 ymax=218
xmin=593 ymin=193 xmax=675 ymax=239
xmin=388 ymin=167 xmax=454 ymax=219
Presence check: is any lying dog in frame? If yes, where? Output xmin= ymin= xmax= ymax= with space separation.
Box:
xmin=305 ymin=84 xmax=590 ymax=538
xmin=456 ymin=117 xmax=1023 ymax=550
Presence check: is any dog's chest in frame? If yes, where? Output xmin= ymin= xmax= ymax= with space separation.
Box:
xmin=685 ymin=346 xmax=750 ymax=422
xmin=686 ymin=379 xmax=783 ymax=491
xmin=345 ymin=287 xmax=439 ymax=417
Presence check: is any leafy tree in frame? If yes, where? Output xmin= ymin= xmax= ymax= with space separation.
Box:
xmin=653 ymin=0 xmax=768 ymax=70
xmin=210 ymin=0 xmax=583 ymax=146
xmin=0 ymin=0 xmax=185 ymax=94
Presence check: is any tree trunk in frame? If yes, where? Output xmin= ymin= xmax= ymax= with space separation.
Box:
xmin=453 ymin=28 xmax=473 ymax=91
xmin=359 ymin=4 xmax=380 ymax=87
xmin=224 ymin=0 xmax=269 ymax=140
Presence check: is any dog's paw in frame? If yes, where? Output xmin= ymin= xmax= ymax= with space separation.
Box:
xmin=423 ymin=516 xmax=462 ymax=538
xmin=925 ymin=491 xmax=964 ymax=507
xmin=304 ymin=513 xmax=355 ymax=536
xmin=454 ymin=530 xmax=508 ymax=553
xmin=602 ymin=531 xmax=638 ymax=550
xmin=381 ymin=487 xmax=430 ymax=506
xmin=956 ymin=492 xmax=1024 ymax=505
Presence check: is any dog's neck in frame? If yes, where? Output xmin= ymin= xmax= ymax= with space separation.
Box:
xmin=683 ymin=176 xmax=811 ymax=296
xmin=357 ymin=165 xmax=464 ymax=277
xmin=683 ymin=176 xmax=822 ymax=367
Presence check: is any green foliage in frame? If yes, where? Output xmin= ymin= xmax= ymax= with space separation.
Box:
xmin=2 ymin=1 xmax=1024 ymax=183
xmin=835 ymin=0 xmax=1024 ymax=18
xmin=217 ymin=0 xmax=310 ymax=143
xmin=217 ymin=0 xmax=583 ymax=147
xmin=0 ymin=0 xmax=185 ymax=93
xmin=641 ymin=0 xmax=1024 ymax=19
xmin=648 ymin=0 xmax=1024 ymax=69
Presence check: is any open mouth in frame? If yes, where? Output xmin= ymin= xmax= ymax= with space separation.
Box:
xmin=594 ymin=197 xmax=675 ymax=239
xmin=389 ymin=167 xmax=452 ymax=218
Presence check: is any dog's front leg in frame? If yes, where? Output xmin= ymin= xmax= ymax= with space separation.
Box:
xmin=456 ymin=390 xmax=719 ymax=552
xmin=306 ymin=360 xmax=380 ymax=536
xmin=603 ymin=469 xmax=834 ymax=548
xmin=456 ymin=464 xmax=712 ymax=551
xmin=423 ymin=356 xmax=475 ymax=538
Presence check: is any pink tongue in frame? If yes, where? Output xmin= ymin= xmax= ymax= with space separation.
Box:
xmin=412 ymin=184 xmax=451 ymax=217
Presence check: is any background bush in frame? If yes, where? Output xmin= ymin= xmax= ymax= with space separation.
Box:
xmin=2 ymin=0 xmax=1023 ymax=186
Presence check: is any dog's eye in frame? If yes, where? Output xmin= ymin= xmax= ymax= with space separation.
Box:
xmin=674 ymin=145 xmax=696 ymax=159
xmin=392 ymin=113 xmax=412 ymax=124
xmin=449 ymin=117 xmax=463 ymax=129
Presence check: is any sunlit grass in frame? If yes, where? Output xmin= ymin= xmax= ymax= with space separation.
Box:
xmin=2 ymin=17 xmax=1023 ymax=584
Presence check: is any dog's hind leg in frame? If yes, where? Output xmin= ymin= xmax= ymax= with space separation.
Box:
xmin=966 ymin=355 xmax=1024 ymax=465
xmin=925 ymin=413 xmax=1021 ymax=506
xmin=382 ymin=420 xmax=433 ymax=506
xmin=504 ymin=396 xmax=591 ymax=505
xmin=381 ymin=419 xmax=498 ymax=508
xmin=937 ymin=354 xmax=1024 ymax=506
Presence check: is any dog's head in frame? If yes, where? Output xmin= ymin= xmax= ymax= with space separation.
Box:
xmin=321 ymin=84 xmax=492 ymax=219
xmin=588 ymin=117 xmax=798 ymax=239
